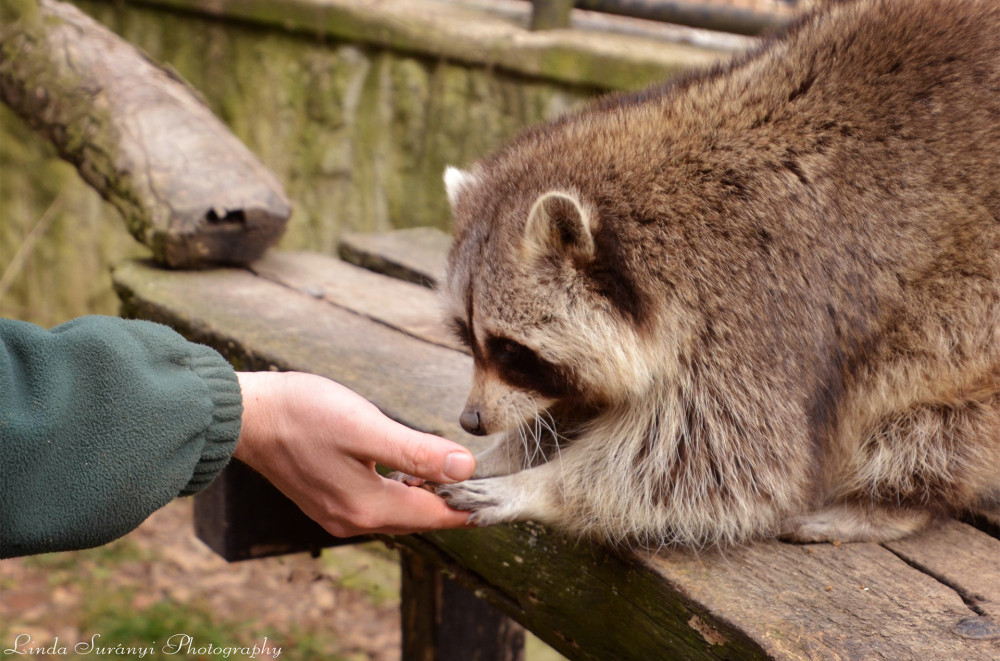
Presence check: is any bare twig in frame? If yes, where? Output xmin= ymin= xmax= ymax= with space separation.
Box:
xmin=0 ymin=196 xmax=63 ymax=301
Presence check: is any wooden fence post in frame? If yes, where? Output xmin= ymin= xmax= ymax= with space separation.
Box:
xmin=401 ymin=550 xmax=526 ymax=661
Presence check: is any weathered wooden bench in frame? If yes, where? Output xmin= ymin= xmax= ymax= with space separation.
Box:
xmin=113 ymin=228 xmax=1000 ymax=661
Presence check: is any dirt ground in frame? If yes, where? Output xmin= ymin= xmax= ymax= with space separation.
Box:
xmin=1 ymin=498 xmax=402 ymax=660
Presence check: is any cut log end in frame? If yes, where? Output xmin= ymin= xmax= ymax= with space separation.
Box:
xmin=154 ymin=202 xmax=291 ymax=268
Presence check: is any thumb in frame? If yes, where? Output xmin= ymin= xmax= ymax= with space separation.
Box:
xmin=355 ymin=409 xmax=475 ymax=483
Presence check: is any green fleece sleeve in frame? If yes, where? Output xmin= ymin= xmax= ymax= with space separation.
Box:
xmin=0 ymin=316 xmax=242 ymax=558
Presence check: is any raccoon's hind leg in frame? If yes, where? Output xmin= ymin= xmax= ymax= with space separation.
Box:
xmin=780 ymin=503 xmax=935 ymax=543
xmin=785 ymin=386 xmax=1000 ymax=543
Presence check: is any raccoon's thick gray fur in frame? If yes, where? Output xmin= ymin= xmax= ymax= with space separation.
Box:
xmin=436 ymin=0 xmax=1000 ymax=548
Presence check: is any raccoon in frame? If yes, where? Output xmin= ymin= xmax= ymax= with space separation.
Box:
xmin=433 ymin=0 xmax=1000 ymax=548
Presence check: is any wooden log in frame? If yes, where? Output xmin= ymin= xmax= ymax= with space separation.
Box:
xmin=87 ymin=0 xmax=730 ymax=92
xmin=0 ymin=0 xmax=290 ymax=267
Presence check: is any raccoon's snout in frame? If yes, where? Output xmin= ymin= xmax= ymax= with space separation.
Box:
xmin=460 ymin=407 xmax=487 ymax=436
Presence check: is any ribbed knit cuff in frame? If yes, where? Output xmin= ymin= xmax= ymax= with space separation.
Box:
xmin=178 ymin=345 xmax=243 ymax=496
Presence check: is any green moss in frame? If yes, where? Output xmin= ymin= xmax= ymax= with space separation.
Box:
xmin=0 ymin=0 xmax=40 ymax=23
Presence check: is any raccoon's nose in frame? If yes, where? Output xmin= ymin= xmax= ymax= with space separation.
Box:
xmin=460 ymin=408 xmax=487 ymax=436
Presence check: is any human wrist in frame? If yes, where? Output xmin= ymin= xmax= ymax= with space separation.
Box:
xmin=233 ymin=371 xmax=289 ymax=470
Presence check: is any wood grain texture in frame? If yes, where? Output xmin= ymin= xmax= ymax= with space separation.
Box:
xmin=885 ymin=520 xmax=1000 ymax=637
xmin=647 ymin=538 xmax=1000 ymax=659
xmin=112 ymin=258 xmax=477 ymax=446
xmin=339 ymin=228 xmax=452 ymax=289
xmin=250 ymin=251 xmax=460 ymax=351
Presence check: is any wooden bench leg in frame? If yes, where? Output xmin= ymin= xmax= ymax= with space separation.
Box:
xmin=401 ymin=549 xmax=525 ymax=661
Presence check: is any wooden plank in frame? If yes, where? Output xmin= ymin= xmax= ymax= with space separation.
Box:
xmin=339 ymin=227 xmax=451 ymax=288
xmin=113 ymin=258 xmax=477 ymax=446
xmin=647 ymin=540 xmax=1000 ymax=659
xmin=574 ymin=0 xmax=794 ymax=36
xmin=400 ymin=524 xmax=768 ymax=660
xmin=885 ymin=520 xmax=1000 ymax=637
xmin=113 ymin=253 xmax=1000 ymax=660
xmin=250 ymin=251 xmax=460 ymax=351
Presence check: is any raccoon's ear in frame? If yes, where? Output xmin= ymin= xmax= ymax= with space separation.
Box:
xmin=444 ymin=166 xmax=478 ymax=210
xmin=522 ymin=191 xmax=595 ymax=265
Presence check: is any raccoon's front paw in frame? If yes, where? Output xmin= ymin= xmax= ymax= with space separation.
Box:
xmin=435 ymin=479 xmax=512 ymax=527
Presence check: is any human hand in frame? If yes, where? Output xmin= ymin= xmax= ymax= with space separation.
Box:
xmin=232 ymin=371 xmax=475 ymax=537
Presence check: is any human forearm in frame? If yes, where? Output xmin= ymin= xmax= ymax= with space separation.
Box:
xmin=0 ymin=316 xmax=241 ymax=558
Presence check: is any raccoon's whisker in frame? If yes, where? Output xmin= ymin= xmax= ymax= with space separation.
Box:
xmin=530 ymin=403 xmax=546 ymax=466
xmin=525 ymin=396 xmax=545 ymax=468
xmin=535 ymin=406 xmax=568 ymax=502
xmin=527 ymin=395 xmax=552 ymax=467
xmin=506 ymin=392 xmax=537 ymax=469
xmin=519 ymin=420 xmax=534 ymax=471
xmin=507 ymin=398 xmax=534 ymax=472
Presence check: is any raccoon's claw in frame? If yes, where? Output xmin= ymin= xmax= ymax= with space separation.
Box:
xmin=435 ymin=480 xmax=510 ymax=527
xmin=435 ymin=480 xmax=501 ymax=510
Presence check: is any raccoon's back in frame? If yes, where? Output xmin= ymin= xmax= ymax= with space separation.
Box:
xmin=480 ymin=0 xmax=1000 ymax=258
xmin=473 ymin=0 xmax=1000 ymax=446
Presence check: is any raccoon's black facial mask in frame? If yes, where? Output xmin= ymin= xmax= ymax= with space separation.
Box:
xmin=449 ymin=316 xmax=579 ymax=400
xmin=484 ymin=335 xmax=578 ymax=400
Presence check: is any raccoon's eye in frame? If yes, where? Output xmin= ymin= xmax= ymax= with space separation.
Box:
xmin=486 ymin=337 xmax=533 ymax=369
xmin=494 ymin=340 xmax=529 ymax=367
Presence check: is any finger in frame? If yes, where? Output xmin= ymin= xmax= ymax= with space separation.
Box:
xmin=349 ymin=406 xmax=475 ymax=483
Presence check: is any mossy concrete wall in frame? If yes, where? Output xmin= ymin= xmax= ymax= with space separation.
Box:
xmin=0 ymin=0 xmax=728 ymax=325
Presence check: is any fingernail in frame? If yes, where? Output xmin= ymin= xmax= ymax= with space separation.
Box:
xmin=443 ymin=451 xmax=475 ymax=482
